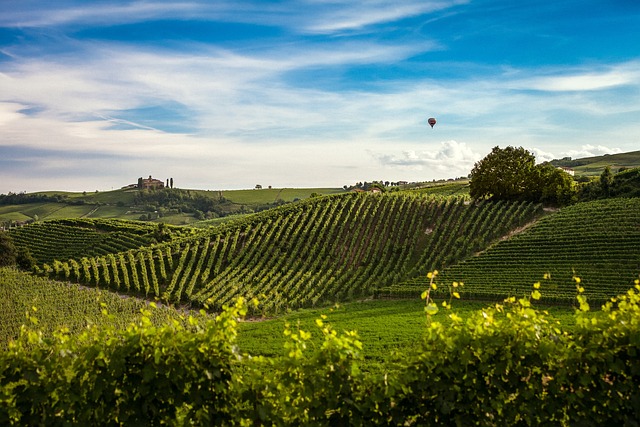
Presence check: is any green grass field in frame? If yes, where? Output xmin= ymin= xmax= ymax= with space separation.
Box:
xmin=222 ymin=188 xmax=345 ymax=204
xmin=238 ymin=297 xmax=576 ymax=370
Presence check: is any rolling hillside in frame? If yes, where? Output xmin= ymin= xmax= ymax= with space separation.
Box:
xmin=551 ymin=150 xmax=640 ymax=176
xmin=29 ymin=193 xmax=542 ymax=313
xmin=8 ymin=218 xmax=193 ymax=265
xmin=0 ymin=187 xmax=345 ymax=225
xmin=0 ymin=268 xmax=193 ymax=346
xmin=386 ymin=197 xmax=640 ymax=304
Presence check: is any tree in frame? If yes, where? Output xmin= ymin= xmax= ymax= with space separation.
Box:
xmin=0 ymin=231 xmax=17 ymax=267
xmin=470 ymin=146 xmax=536 ymax=201
xmin=600 ymin=165 xmax=613 ymax=196
xmin=535 ymin=164 xmax=576 ymax=206
xmin=470 ymin=146 xmax=576 ymax=205
xmin=170 ymin=178 xmax=174 ymax=189
xmin=16 ymin=246 xmax=37 ymax=271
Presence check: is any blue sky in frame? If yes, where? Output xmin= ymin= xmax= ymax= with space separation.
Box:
xmin=1 ymin=0 xmax=639 ymax=193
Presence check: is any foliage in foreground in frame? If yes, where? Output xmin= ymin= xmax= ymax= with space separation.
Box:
xmin=1 ymin=279 xmax=640 ymax=426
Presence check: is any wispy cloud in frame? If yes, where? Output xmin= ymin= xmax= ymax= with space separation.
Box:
xmin=301 ymin=0 xmax=468 ymax=34
xmin=510 ymin=62 xmax=640 ymax=92
xmin=0 ymin=0 xmax=464 ymax=34
xmin=0 ymin=1 xmax=212 ymax=28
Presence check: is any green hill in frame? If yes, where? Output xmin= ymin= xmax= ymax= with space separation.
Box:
xmin=551 ymin=150 xmax=640 ymax=176
xmin=0 ymin=267 xmax=195 ymax=346
xmin=0 ymin=187 xmax=345 ymax=226
xmin=32 ymin=193 xmax=542 ymax=313
xmin=8 ymin=218 xmax=194 ymax=265
xmin=386 ymin=197 xmax=640 ymax=304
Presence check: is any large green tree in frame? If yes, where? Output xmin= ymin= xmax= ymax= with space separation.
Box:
xmin=533 ymin=163 xmax=577 ymax=206
xmin=470 ymin=146 xmax=537 ymax=201
xmin=470 ymin=146 xmax=575 ymax=205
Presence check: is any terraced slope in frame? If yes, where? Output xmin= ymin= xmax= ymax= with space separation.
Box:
xmin=9 ymin=218 xmax=189 ymax=265
xmin=0 ymin=267 xmax=196 ymax=347
xmin=387 ymin=198 xmax=640 ymax=304
xmin=38 ymin=193 xmax=541 ymax=313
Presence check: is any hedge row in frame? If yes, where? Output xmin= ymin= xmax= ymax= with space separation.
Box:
xmin=2 ymin=284 xmax=640 ymax=426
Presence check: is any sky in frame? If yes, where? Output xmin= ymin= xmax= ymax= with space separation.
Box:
xmin=1 ymin=0 xmax=639 ymax=193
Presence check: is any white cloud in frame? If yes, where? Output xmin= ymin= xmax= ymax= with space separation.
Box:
xmin=0 ymin=102 xmax=27 ymax=126
xmin=371 ymin=140 xmax=479 ymax=178
xmin=0 ymin=2 xmax=212 ymax=28
xmin=511 ymin=62 xmax=640 ymax=92
xmin=2 ymin=5 xmax=640 ymax=194
xmin=302 ymin=0 xmax=467 ymax=34
xmin=531 ymin=147 xmax=556 ymax=163
xmin=0 ymin=0 xmax=466 ymax=35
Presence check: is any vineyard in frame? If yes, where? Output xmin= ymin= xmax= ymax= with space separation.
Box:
xmin=33 ymin=193 xmax=542 ymax=313
xmin=8 ymin=218 xmax=191 ymax=265
xmin=0 ymin=268 xmax=190 ymax=346
xmin=385 ymin=198 xmax=640 ymax=304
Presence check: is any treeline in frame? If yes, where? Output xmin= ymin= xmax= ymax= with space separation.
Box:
xmin=0 ymin=192 xmax=67 ymax=206
xmin=2 ymin=285 xmax=639 ymax=425
xmin=579 ymin=166 xmax=640 ymax=200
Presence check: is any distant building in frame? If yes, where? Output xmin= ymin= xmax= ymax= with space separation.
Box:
xmin=557 ymin=167 xmax=575 ymax=176
xmin=138 ymin=175 xmax=165 ymax=190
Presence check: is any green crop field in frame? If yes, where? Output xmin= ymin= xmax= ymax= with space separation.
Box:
xmin=8 ymin=218 xmax=193 ymax=265
xmin=408 ymin=180 xmax=470 ymax=197
xmin=0 ymin=268 xmax=191 ymax=347
xmin=2 ymin=188 xmax=640 ymax=417
xmin=0 ymin=186 xmax=345 ymax=224
xmin=29 ymin=193 xmax=543 ymax=313
xmin=385 ymin=198 xmax=640 ymax=305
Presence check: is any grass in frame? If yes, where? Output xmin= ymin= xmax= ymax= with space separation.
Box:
xmin=238 ymin=298 xmax=576 ymax=371
xmin=44 ymin=205 xmax=96 ymax=219
xmin=222 ymin=188 xmax=345 ymax=205
xmin=87 ymin=205 xmax=131 ymax=218
xmin=572 ymin=150 xmax=640 ymax=176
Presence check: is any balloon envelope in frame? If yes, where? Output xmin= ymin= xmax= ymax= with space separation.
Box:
xmin=428 ymin=118 xmax=436 ymax=128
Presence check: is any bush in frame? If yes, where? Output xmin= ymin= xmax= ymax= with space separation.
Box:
xmin=2 ymin=283 xmax=640 ymax=425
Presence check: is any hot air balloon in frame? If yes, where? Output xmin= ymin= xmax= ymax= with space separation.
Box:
xmin=428 ymin=117 xmax=436 ymax=128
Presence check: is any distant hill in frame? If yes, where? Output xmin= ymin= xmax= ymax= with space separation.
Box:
xmin=551 ymin=150 xmax=640 ymax=176
xmin=0 ymin=187 xmax=345 ymax=226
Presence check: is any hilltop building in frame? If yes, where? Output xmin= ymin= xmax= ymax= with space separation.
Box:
xmin=557 ymin=166 xmax=575 ymax=176
xmin=138 ymin=175 xmax=165 ymax=190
